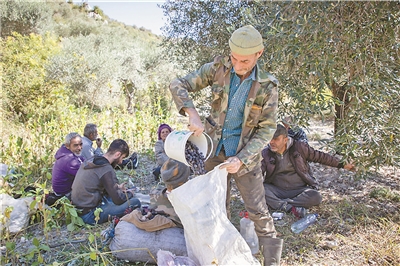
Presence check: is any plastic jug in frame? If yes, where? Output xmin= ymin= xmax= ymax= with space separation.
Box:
xmin=239 ymin=211 xmax=259 ymax=255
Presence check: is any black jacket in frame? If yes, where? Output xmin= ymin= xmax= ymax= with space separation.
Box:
xmin=261 ymin=138 xmax=344 ymax=188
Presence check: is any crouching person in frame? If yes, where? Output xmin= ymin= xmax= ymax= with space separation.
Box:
xmin=148 ymin=158 xmax=191 ymax=228
xmin=71 ymin=139 xmax=141 ymax=225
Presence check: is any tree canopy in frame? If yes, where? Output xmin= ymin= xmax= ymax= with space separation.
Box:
xmin=161 ymin=0 xmax=400 ymax=172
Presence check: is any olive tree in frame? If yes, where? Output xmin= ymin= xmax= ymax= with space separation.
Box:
xmin=161 ymin=0 xmax=399 ymax=171
xmin=0 ymin=0 xmax=53 ymax=38
xmin=1 ymin=32 xmax=61 ymax=121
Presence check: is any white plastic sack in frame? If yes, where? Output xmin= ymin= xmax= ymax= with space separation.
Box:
xmin=0 ymin=194 xmax=34 ymax=234
xmin=168 ymin=165 xmax=260 ymax=265
xmin=157 ymin=250 xmax=198 ymax=266
xmin=109 ymin=220 xmax=187 ymax=263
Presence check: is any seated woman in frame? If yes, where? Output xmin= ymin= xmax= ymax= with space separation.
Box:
xmin=153 ymin=123 xmax=172 ymax=180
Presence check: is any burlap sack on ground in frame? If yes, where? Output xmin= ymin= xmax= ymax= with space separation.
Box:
xmin=121 ymin=209 xmax=176 ymax=232
xmin=109 ymin=220 xmax=187 ymax=263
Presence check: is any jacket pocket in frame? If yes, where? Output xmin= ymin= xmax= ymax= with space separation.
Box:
xmin=245 ymin=104 xmax=262 ymax=127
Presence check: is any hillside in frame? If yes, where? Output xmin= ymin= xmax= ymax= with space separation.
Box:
xmin=1 ymin=1 xmax=399 ymax=265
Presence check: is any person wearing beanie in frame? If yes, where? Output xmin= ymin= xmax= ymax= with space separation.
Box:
xmin=161 ymin=158 xmax=191 ymax=191
xmin=170 ymin=25 xmax=282 ymax=265
xmin=152 ymin=123 xmax=173 ymax=180
xmin=261 ymin=124 xmax=355 ymax=218
xmin=145 ymin=158 xmax=191 ymax=229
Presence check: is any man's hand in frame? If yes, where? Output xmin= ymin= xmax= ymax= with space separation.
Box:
xmin=125 ymin=188 xmax=136 ymax=196
xmin=96 ymin=138 xmax=103 ymax=148
xmin=118 ymin=182 xmax=135 ymax=196
xmin=220 ymin=156 xmax=243 ymax=174
xmin=184 ymin=107 xmax=204 ymax=136
xmin=344 ymin=163 xmax=356 ymax=172
xmin=118 ymin=182 xmax=127 ymax=191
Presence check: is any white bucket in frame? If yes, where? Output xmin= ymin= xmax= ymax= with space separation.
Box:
xmin=164 ymin=130 xmax=212 ymax=167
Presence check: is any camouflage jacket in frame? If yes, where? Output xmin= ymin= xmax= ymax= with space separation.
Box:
xmin=149 ymin=187 xmax=182 ymax=227
xmin=170 ymin=55 xmax=279 ymax=176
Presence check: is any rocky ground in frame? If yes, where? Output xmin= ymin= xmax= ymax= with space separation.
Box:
xmin=2 ymin=119 xmax=399 ymax=265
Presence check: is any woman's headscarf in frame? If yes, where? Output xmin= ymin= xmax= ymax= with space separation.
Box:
xmin=157 ymin=123 xmax=172 ymax=140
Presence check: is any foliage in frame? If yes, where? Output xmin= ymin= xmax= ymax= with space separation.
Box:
xmin=0 ymin=0 xmax=53 ymax=38
xmin=92 ymin=5 xmax=106 ymax=18
xmin=265 ymin=2 xmax=400 ymax=172
xmin=1 ymin=1 xmax=182 ymax=186
xmin=27 ymin=186 xmax=86 ymax=233
xmin=0 ymin=2 xmax=398 ymax=265
xmin=370 ymin=187 xmax=400 ymax=202
xmin=1 ymin=32 xmax=62 ymax=122
xmin=0 ymin=104 xmax=176 ymax=190
xmin=161 ymin=0 xmax=249 ymax=70
xmin=161 ymin=1 xmax=400 ymax=171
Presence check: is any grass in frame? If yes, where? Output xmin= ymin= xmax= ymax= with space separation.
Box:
xmin=229 ymin=169 xmax=399 ymax=266
xmin=1 ymin=153 xmax=399 ymax=265
xmin=370 ymin=187 xmax=400 ymax=202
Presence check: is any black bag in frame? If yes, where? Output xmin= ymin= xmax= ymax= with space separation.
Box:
xmin=45 ymin=192 xmax=63 ymax=207
xmin=115 ymin=152 xmax=139 ymax=170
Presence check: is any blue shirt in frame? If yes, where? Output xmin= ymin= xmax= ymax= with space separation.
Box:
xmin=216 ymin=67 xmax=256 ymax=157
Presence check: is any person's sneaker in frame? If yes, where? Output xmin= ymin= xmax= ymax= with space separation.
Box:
xmin=290 ymin=206 xmax=306 ymax=219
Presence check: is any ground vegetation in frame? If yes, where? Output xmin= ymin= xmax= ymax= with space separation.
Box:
xmin=0 ymin=1 xmax=399 ymax=265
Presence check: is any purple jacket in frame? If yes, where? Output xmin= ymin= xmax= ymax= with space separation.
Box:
xmin=51 ymin=145 xmax=84 ymax=195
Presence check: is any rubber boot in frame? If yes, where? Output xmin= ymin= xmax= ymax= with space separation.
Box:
xmin=259 ymin=237 xmax=283 ymax=266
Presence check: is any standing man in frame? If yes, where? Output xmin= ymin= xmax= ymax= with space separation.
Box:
xmin=71 ymin=139 xmax=141 ymax=225
xmin=81 ymin=123 xmax=103 ymax=160
xmin=170 ymin=25 xmax=282 ymax=265
xmin=51 ymin=132 xmax=84 ymax=199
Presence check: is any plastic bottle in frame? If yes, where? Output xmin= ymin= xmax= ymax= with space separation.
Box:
xmin=239 ymin=211 xmax=259 ymax=255
xmin=290 ymin=213 xmax=318 ymax=234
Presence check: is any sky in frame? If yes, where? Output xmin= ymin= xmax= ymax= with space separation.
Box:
xmin=84 ymin=1 xmax=166 ymax=35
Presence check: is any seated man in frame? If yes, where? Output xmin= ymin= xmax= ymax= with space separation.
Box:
xmin=71 ymin=139 xmax=141 ymax=225
xmin=81 ymin=123 xmax=103 ymax=160
xmin=51 ymin=132 xmax=84 ymax=200
xmin=261 ymin=124 xmax=355 ymax=218
xmin=114 ymin=152 xmax=139 ymax=170
xmin=149 ymin=158 xmax=191 ymax=228
xmin=282 ymin=116 xmax=308 ymax=144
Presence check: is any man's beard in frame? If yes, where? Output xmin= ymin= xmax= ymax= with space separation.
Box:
xmin=111 ymin=160 xmax=119 ymax=168
xmin=111 ymin=155 xmax=123 ymax=168
xmin=234 ymin=62 xmax=256 ymax=77
xmin=234 ymin=68 xmax=250 ymax=76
